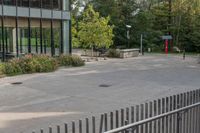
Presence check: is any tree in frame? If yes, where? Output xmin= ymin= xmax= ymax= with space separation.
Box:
xmin=78 ymin=5 xmax=114 ymax=54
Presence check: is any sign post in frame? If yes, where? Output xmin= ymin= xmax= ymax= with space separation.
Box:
xmin=162 ymin=35 xmax=172 ymax=56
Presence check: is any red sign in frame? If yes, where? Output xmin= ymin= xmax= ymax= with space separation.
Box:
xmin=165 ymin=40 xmax=168 ymax=55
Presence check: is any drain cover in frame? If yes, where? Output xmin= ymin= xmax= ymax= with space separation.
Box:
xmin=99 ymin=84 xmax=112 ymax=87
xmin=11 ymin=82 xmax=23 ymax=85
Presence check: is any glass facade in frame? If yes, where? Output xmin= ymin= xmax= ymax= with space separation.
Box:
xmin=3 ymin=0 xmax=65 ymax=10
xmin=0 ymin=0 xmax=71 ymax=61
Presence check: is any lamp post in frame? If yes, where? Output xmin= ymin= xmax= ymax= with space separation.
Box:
xmin=126 ymin=25 xmax=131 ymax=48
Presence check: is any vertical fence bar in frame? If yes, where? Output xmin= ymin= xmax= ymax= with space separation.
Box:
xmin=149 ymin=102 xmax=153 ymax=133
xmin=166 ymin=97 xmax=169 ymax=133
xmin=195 ymin=90 xmax=198 ymax=133
xmin=136 ymin=105 xmax=139 ymax=133
xmin=72 ymin=121 xmax=75 ymax=133
xmin=180 ymin=94 xmax=184 ymax=133
xmin=49 ymin=127 xmax=52 ymax=133
xmin=86 ymin=118 xmax=89 ymax=133
xmin=104 ymin=113 xmax=108 ymax=132
xmin=115 ymin=111 xmax=119 ymax=128
xmin=65 ymin=123 xmax=68 ymax=133
xmin=176 ymin=94 xmax=180 ymax=133
xmin=110 ymin=112 xmax=114 ymax=130
xmin=145 ymin=103 xmax=148 ymax=133
xmin=161 ymin=98 xmax=165 ymax=133
xmin=193 ymin=91 xmax=196 ymax=133
xmin=140 ymin=104 xmax=144 ymax=133
xmin=183 ymin=93 xmax=186 ymax=133
xmin=169 ymin=96 xmax=173 ymax=133
xmin=92 ymin=116 xmax=96 ymax=133
xmin=189 ymin=91 xmax=193 ymax=133
xmin=153 ymin=100 xmax=157 ymax=133
xmin=57 ymin=125 xmax=60 ymax=133
xmin=121 ymin=109 xmax=124 ymax=127
xmin=198 ymin=89 xmax=200 ymax=133
xmin=173 ymin=95 xmax=177 ymax=133
xmin=79 ymin=120 xmax=82 ymax=133
xmin=99 ymin=114 xmax=104 ymax=133
xmin=126 ymin=108 xmax=129 ymax=124
xmin=131 ymin=106 xmax=135 ymax=133
xmin=158 ymin=99 xmax=161 ymax=133
xmin=187 ymin=92 xmax=190 ymax=133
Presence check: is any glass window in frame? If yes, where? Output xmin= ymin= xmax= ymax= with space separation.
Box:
xmin=63 ymin=0 xmax=69 ymax=11
xmin=17 ymin=0 xmax=29 ymax=7
xmin=3 ymin=0 xmax=16 ymax=6
xmin=30 ymin=0 xmax=41 ymax=8
xmin=53 ymin=20 xmax=61 ymax=55
xmin=4 ymin=17 xmax=16 ymax=54
xmin=42 ymin=19 xmax=51 ymax=55
xmin=30 ymin=19 xmax=40 ymax=54
xmin=42 ymin=0 xmax=51 ymax=9
xmin=18 ymin=18 xmax=28 ymax=54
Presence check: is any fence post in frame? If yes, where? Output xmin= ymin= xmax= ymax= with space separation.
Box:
xmin=110 ymin=112 xmax=114 ymax=130
xmin=79 ymin=120 xmax=82 ymax=133
xmin=116 ymin=110 xmax=119 ymax=128
xmin=92 ymin=116 xmax=96 ymax=133
xmin=64 ymin=123 xmax=68 ymax=133
xmin=86 ymin=118 xmax=89 ymax=133
xmin=57 ymin=125 xmax=60 ymax=133
xmin=72 ymin=121 xmax=75 ymax=133
xmin=99 ymin=114 xmax=104 ymax=133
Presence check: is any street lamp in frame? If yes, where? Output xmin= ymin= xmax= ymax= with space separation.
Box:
xmin=126 ymin=25 xmax=132 ymax=48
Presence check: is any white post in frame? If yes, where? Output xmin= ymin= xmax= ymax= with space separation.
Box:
xmin=140 ymin=34 xmax=143 ymax=55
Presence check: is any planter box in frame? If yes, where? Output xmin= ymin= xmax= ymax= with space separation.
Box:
xmin=119 ymin=49 xmax=140 ymax=58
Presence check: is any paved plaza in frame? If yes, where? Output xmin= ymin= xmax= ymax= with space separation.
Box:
xmin=0 ymin=54 xmax=199 ymax=133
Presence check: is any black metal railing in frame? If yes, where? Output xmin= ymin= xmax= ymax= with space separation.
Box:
xmin=31 ymin=88 xmax=200 ymax=133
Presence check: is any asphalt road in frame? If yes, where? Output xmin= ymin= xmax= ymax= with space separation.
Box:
xmin=0 ymin=54 xmax=199 ymax=133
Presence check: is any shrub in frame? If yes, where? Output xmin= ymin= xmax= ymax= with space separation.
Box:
xmin=1 ymin=54 xmax=84 ymax=77
xmin=106 ymin=49 xmax=120 ymax=58
xmin=58 ymin=55 xmax=72 ymax=66
xmin=0 ymin=63 xmax=5 ymax=77
xmin=4 ymin=58 xmax=23 ymax=76
xmin=58 ymin=55 xmax=85 ymax=67
xmin=71 ymin=55 xmax=85 ymax=67
xmin=3 ymin=54 xmax=58 ymax=76
xmin=33 ymin=55 xmax=58 ymax=72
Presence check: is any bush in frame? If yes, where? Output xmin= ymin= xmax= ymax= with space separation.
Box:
xmin=0 ymin=54 xmax=84 ymax=77
xmin=58 ymin=55 xmax=72 ymax=66
xmin=0 ymin=63 xmax=5 ymax=77
xmin=4 ymin=58 xmax=23 ymax=76
xmin=58 ymin=55 xmax=85 ymax=67
xmin=71 ymin=55 xmax=85 ymax=67
xmin=106 ymin=49 xmax=120 ymax=58
xmin=3 ymin=54 xmax=58 ymax=76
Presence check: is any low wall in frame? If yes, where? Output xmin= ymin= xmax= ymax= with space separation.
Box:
xmin=119 ymin=49 xmax=140 ymax=58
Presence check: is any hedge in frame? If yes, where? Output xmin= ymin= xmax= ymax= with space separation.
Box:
xmin=0 ymin=54 xmax=85 ymax=76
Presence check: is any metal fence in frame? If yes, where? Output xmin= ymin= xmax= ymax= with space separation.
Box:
xmin=32 ymin=88 xmax=200 ymax=133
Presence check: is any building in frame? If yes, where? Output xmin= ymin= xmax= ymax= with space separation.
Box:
xmin=0 ymin=0 xmax=71 ymax=61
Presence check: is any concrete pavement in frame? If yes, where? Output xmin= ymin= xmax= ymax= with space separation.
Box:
xmin=0 ymin=54 xmax=199 ymax=133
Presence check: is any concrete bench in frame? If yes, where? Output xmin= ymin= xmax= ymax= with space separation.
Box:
xmin=119 ymin=49 xmax=140 ymax=58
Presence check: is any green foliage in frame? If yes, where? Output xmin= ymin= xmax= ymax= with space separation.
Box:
xmin=4 ymin=59 xmax=23 ymax=76
xmin=1 ymin=54 xmax=85 ymax=77
xmin=106 ymin=49 xmax=120 ymax=58
xmin=58 ymin=55 xmax=85 ymax=67
xmin=78 ymin=5 xmax=114 ymax=49
xmin=3 ymin=55 xmax=58 ymax=76
xmin=90 ymin=0 xmax=200 ymax=52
